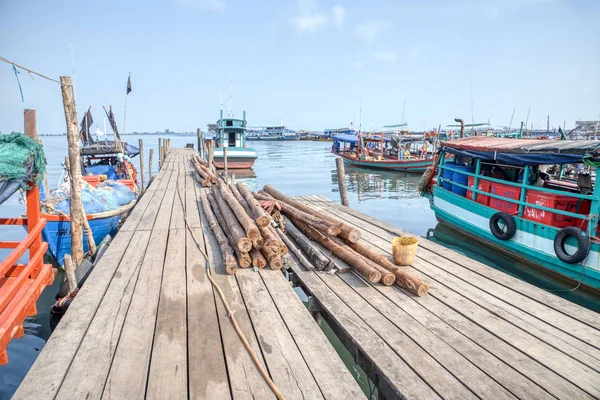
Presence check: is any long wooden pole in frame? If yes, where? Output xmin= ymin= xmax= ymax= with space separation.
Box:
xmin=158 ymin=138 xmax=163 ymax=170
xmin=197 ymin=128 xmax=202 ymax=157
xmin=60 ymin=76 xmax=84 ymax=265
xmin=138 ymin=139 xmax=145 ymax=193
xmin=148 ymin=149 xmax=154 ymax=183
xmin=335 ymin=157 xmax=349 ymax=206
xmin=223 ymin=147 xmax=228 ymax=180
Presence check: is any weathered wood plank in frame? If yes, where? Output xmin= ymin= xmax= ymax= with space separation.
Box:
xmin=12 ymin=230 xmax=135 ymax=400
xmin=134 ymin=169 xmax=173 ymax=231
xmin=198 ymin=188 xmax=275 ymax=400
xmin=309 ymin=194 xmax=600 ymax=331
xmin=102 ymin=228 xmax=169 ymax=399
xmin=56 ymin=231 xmax=152 ymax=399
xmin=146 ymin=228 xmax=188 ymax=400
xmin=236 ymin=268 xmax=324 ymax=399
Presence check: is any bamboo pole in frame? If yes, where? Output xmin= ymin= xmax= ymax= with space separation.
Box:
xmin=60 ymin=76 xmax=84 ymax=265
xmin=198 ymin=191 xmax=238 ymax=274
xmin=336 ymin=157 xmax=349 ymax=206
xmin=149 ymin=149 xmax=154 ymax=183
xmin=138 ymin=139 xmax=145 ymax=193
xmin=262 ymin=185 xmax=359 ymax=242
xmin=212 ymin=187 xmax=252 ymax=252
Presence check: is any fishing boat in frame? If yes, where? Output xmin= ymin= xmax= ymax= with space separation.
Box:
xmin=332 ymin=132 xmax=434 ymax=173
xmin=211 ymin=110 xmax=257 ymax=169
xmin=423 ymin=136 xmax=600 ymax=291
xmin=40 ymin=106 xmax=138 ymax=266
xmin=0 ymin=131 xmax=55 ymax=364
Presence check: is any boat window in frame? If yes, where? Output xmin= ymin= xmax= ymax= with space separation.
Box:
xmin=226 ymin=120 xmax=233 ymax=127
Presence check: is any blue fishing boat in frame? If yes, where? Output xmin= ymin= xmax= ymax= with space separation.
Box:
xmin=424 ymin=136 xmax=600 ymax=291
xmin=211 ymin=110 xmax=257 ymax=169
xmin=41 ymin=106 xmax=138 ymax=266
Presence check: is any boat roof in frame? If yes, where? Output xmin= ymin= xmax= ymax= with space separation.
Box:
xmin=441 ymin=136 xmax=600 ymax=166
xmin=333 ymin=134 xmax=390 ymax=143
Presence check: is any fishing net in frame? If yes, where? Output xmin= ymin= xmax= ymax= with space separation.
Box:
xmin=0 ymin=132 xmax=46 ymax=189
xmin=96 ymin=181 xmax=136 ymax=206
xmin=43 ymin=180 xmax=135 ymax=215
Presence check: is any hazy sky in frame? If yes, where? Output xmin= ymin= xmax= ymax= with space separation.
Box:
xmin=0 ymin=0 xmax=598 ymax=134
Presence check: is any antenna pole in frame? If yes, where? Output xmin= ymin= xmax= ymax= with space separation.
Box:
xmin=401 ymin=98 xmax=406 ymax=125
xmin=70 ymin=41 xmax=78 ymax=115
xmin=229 ymin=68 xmax=233 ymax=116
xmin=508 ymin=106 xmax=516 ymax=131
xmin=359 ymin=94 xmax=362 ymax=133
xmin=469 ymin=74 xmax=475 ymax=132
xmin=525 ymin=106 xmax=531 ymax=131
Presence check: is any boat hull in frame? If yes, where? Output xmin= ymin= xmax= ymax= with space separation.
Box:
xmin=341 ymin=155 xmax=432 ymax=173
xmin=431 ymin=186 xmax=600 ymax=291
xmin=41 ymin=215 xmax=122 ymax=266
xmin=213 ymin=147 xmax=257 ymax=169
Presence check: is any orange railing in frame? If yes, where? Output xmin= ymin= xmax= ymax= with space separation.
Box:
xmin=0 ymin=184 xmax=56 ymax=365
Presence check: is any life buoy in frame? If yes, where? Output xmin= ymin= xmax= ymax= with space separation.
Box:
xmin=554 ymin=227 xmax=590 ymax=264
xmin=489 ymin=212 xmax=516 ymax=240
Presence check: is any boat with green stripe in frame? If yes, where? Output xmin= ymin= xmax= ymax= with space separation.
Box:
xmin=423 ymin=136 xmax=600 ymax=291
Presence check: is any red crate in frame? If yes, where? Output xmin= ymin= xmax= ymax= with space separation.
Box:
xmin=466 ymin=176 xmax=491 ymax=206
xmin=82 ymin=175 xmax=101 ymax=187
xmin=524 ymin=190 xmax=578 ymax=228
xmin=117 ymin=179 xmax=136 ymax=192
xmin=489 ymin=182 xmax=520 ymax=214
xmin=573 ymin=199 xmax=592 ymax=230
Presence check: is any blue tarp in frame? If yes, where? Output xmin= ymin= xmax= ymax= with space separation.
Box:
xmin=332 ymin=134 xmax=390 ymax=144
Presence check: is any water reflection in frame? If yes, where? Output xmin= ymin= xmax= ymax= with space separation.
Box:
xmin=333 ymin=165 xmax=422 ymax=201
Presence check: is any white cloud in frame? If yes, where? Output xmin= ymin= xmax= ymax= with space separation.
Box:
xmin=179 ymin=0 xmax=225 ymax=12
xmin=292 ymin=14 xmax=328 ymax=34
xmin=332 ymin=5 xmax=346 ymax=28
xmin=355 ymin=21 xmax=390 ymax=46
xmin=353 ymin=61 xmax=363 ymax=70
xmin=374 ymin=51 xmax=397 ymax=64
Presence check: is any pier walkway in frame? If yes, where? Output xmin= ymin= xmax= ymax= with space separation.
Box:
xmin=12 ymin=147 xmax=600 ymax=399
xmin=292 ymin=195 xmax=600 ymax=400
xmin=13 ymin=149 xmax=363 ymax=400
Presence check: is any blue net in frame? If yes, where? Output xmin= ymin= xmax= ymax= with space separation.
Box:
xmin=96 ymin=180 xmax=136 ymax=206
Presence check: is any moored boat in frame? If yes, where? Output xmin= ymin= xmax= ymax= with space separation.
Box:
xmin=424 ymin=136 xmax=600 ymax=291
xmin=332 ymin=132 xmax=434 ymax=173
xmin=211 ymin=110 xmax=257 ymax=169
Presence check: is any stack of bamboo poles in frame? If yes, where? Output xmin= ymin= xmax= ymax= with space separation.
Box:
xmin=193 ymin=165 xmax=289 ymax=273
xmin=254 ymin=185 xmax=429 ymax=297
xmin=192 ymin=154 xmax=218 ymax=187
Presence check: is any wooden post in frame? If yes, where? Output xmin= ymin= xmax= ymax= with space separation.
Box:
xmin=60 ymin=76 xmax=84 ymax=265
xmin=197 ymin=128 xmax=202 ymax=158
xmin=223 ymin=147 xmax=228 ymax=180
xmin=138 ymin=139 xmax=145 ymax=193
xmin=23 ymin=109 xmax=43 ymax=265
xmin=158 ymin=138 xmax=163 ymax=170
xmin=336 ymin=157 xmax=349 ymax=206
xmin=149 ymin=149 xmax=154 ymax=182
xmin=63 ymin=254 xmax=78 ymax=293
xmin=208 ymin=140 xmax=214 ymax=169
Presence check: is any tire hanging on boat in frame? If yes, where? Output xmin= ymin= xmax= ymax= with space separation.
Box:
xmin=489 ymin=212 xmax=517 ymax=241
xmin=553 ymin=226 xmax=590 ymax=264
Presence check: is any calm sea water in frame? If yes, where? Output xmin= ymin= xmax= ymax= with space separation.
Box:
xmin=1 ymin=134 xmax=598 ymax=398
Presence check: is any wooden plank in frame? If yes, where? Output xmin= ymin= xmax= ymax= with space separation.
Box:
xmin=56 ymin=231 xmax=152 ymax=399
xmin=260 ymin=258 xmax=381 ymax=399
xmin=304 ymin=197 xmax=600 ymax=358
xmin=286 ymin=260 xmax=441 ymax=399
xmin=146 ymin=228 xmax=188 ymax=400
xmin=134 ymin=169 xmax=173 ymax=231
xmin=304 ymin=197 xmax=598 ymax=399
xmin=12 ymin=230 xmax=135 ymax=400
xmin=235 ymin=268 xmax=324 ymax=399
xmin=309 ymin=194 xmax=600 ymax=330
xmin=185 ymin=162 xmax=202 ymax=229
xmin=102 ymin=228 xmax=169 ymax=399
xmin=198 ymin=188 xmax=275 ymax=400
xmin=314 ymin=269 xmax=481 ymax=400
xmin=336 ymin=271 xmax=552 ymax=399
xmin=170 ymin=156 xmax=187 ymax=230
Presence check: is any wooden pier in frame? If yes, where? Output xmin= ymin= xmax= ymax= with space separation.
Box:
xmin=12 ymin=148 xmax=600 ymax=399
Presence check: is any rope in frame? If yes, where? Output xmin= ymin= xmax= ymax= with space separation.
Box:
xmin=176 ymin=182 xmax=284 ymax=400
xmin=0 ymin=55 xmax=62 ymax=84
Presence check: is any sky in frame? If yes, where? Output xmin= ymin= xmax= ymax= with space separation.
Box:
xmin=0 ymin=0 xmax=599 ymax=134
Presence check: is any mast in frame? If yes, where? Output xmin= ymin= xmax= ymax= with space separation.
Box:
xmin=508 ymin=106 xmax=516 ymax=132
xmin=525 ymin=106 xmax=531 ymax=133
xmin=401 ymin=99 xmax=406 ymax=125
xmin=469 ymin=74 xmax=475 ymax=133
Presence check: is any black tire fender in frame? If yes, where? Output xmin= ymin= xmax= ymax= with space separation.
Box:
xmin=554 ymin=227 xmax=590 ymax=264
xmin=489 ymin=212 xmax=517 ymax=240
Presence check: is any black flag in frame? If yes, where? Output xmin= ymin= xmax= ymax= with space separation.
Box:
xmin=126 ymin=75 xmax=132 ymax=95
xmin=79 ymin=107 xmax=94 ymax=144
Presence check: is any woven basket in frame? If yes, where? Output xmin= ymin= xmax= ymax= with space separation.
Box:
xmin=392 ymin=236 xmax=419 ymax=266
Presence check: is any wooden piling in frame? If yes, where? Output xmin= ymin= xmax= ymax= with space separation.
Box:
xmin=223 ymin=147 xmax=228 ymax=179
xmin=149 ymin=149 xmax=154 ymax=183
xmin=139 ymin=139 xmax=145 ymax=193
xmin=60 ymin=76 xmax=84 ymax=265
xmin=336 ymin=157 xmax=349 ymax=206
xmin=197 ymin=128 xmax=202 ymax=158
xmin=158 ymin=138 xmax=163 ymax=169
xmin=63 ymin=254 xmax=78 ymax=293
xmin=208 ymin=140 xmax=214 ymax=170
